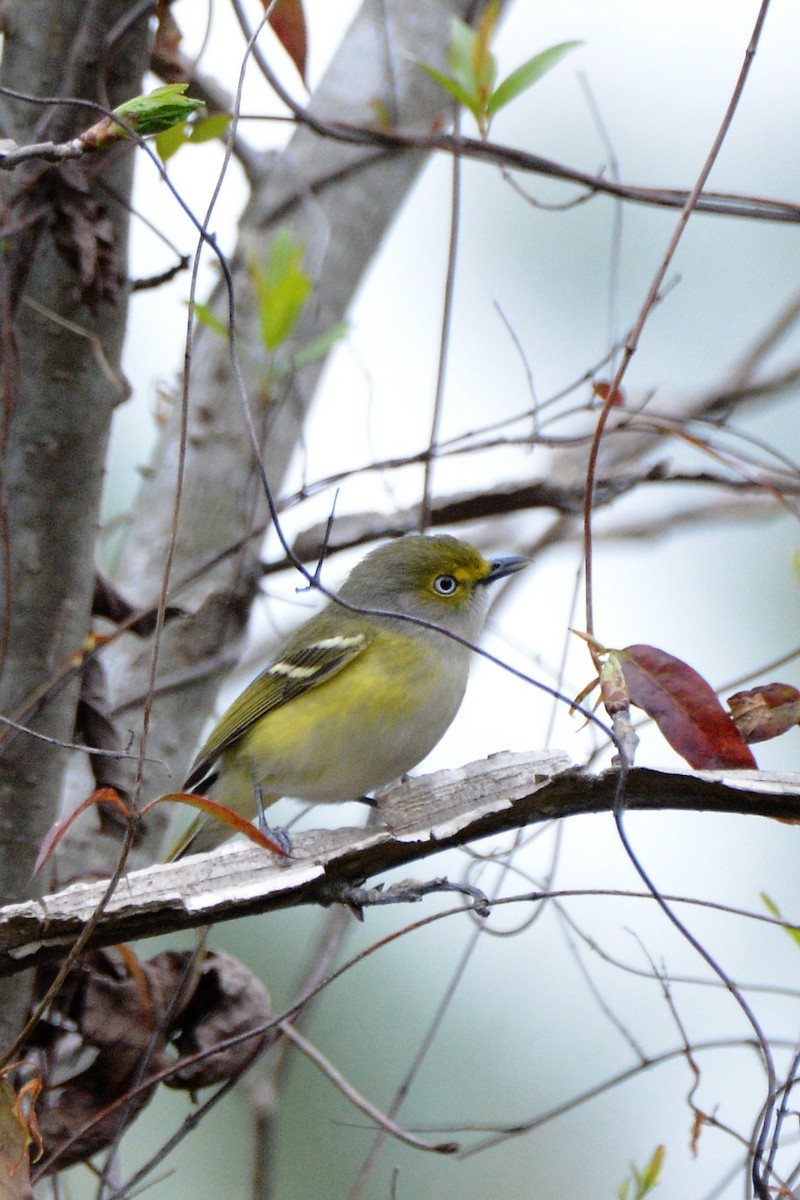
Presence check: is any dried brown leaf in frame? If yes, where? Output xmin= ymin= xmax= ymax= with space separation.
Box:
xmin=164 ymin=950 xmax=271 ymax=1090
xmin=0 ymin=1076 xmax=35 ymax=1199
xmin=728 ymin=682 xmax=800 ymax=743
xmin=153 ymin=0 xmax=186 ymax=82
xmin=33 ymin=946 xmax=271 ymax=1170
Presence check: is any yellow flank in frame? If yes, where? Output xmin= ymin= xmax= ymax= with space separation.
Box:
xmin=167 ymin=533 xmax=529 ymax=859
xmin=219 ymin=626 xmax=465 ymax=805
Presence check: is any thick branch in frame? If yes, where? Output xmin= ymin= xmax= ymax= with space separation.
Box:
xmin=3 ymin=751 xmax=800 ymax=976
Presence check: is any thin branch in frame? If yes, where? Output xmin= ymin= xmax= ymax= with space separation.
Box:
xmin=583 ymin=0 xmax=773 ymax=655
xmin=279 ymin=1021 xmax=458 ymax=1155
xmin=219 ymin=57 xmax=800 ymax=226
xmin=420 ymin=115 xmax=461 ymax=531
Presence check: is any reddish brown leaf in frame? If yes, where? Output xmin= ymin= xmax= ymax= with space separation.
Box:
xmin=267 ymin=0 xmax=308 ymax=83
xmin=728 ymin=682 xmax=800 ymax=743
xmin=35 ymin=789 xmax=130 ymax=874
xmin=618 ymin=644 xmax=757 ymax=769
xmin=593 ymin=379 xmax=626 ymax=406
xmin=153 ymin=0 xmax=186 ymax=82
xmin=145 ymin=792 xmax=290 ymax=856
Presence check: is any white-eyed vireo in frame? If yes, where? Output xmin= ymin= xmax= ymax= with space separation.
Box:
xmin=169 ymin=534 xmax=528 ymax=858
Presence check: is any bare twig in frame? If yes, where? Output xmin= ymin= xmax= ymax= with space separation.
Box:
xmin=279 ymin=1021 xmax=458 ymax=1154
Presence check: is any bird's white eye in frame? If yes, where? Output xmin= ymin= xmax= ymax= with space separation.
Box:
xmin=433 ymin=573 xmax=459 ymax=596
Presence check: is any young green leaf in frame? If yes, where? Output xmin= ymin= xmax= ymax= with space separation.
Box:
xmin=488 ymin=40 xmax=583 ymax=116
xmin=408 ymin=58 xmax=480 ymax=121
xmin=155 ymin=119 xmax=190 ymax=164
xmin=250 ymin=230 xmax=312 ymax=352
xmin=189 ymin=112 xmax=232 ymax=144
xmin=410 ymin=15 xmax=579 ymax=138
xmin=156 ymin=111 xmax=231 ymax=162
xmin=112 ymin=84 xmax=204 ymax=136
xmin=761 ymin=892 xmax=800 ymax=949
xmin=636 ymin=1145 xmax=665 ymax=1194
xmin=82 ymin=83 xmax=204 ymax=152
xmin=449 ymin=18 xmax=482 ymax=96
xmin=469 ymin=1 xmax=499 ymax=103
xmin=618 ymin=1146 xmax=665 ymax=1199
xmin=193 ymin=303 xmax=229 ymax=338
xmin=276 ymin=321 xmax=349 ymax=377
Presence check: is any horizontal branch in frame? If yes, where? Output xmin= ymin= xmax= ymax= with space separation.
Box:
xmin=248 ymin=34 xmax=800 ymax=227
xmin=2 ymin=752 xmax=800 ymax=975
xmin=338 ymin=124 xmax=800 ymax=224
xmin=285 ymin=467 xmax=791 ymax=564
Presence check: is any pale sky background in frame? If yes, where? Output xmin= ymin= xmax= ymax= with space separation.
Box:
xmin=87 ymin=2 xmax=800 ymax=1197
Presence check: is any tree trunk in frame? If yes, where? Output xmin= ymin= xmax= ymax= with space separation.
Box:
xmin=0 ymin=0 xmax=150 ymax=1045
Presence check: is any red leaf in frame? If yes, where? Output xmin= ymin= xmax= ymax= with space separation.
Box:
xmin=266 ymin=0 xmax=307 ymax=84
xmin=593 ymin=379 xmax=625 ymax=406
xmin=36 ymin=788 xmax=130 ymax=874
xmin=618 ymin=644 xmax=757 ymax=769
xmin=728 ymin=682 xmax=800 ymax=743
xmin=145 ymin=792 xmax=290 ymax=856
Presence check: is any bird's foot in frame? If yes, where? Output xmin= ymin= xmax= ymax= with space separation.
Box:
xmin=254 ymin=785 xmax=293 ymax=855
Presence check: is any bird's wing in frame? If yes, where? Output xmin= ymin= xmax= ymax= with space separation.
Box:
xmin=184 ymin=626 xmax=371 ymax=790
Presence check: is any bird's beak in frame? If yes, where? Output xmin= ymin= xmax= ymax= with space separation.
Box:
xmin=481 ymin=555 xmax=530 ymax=585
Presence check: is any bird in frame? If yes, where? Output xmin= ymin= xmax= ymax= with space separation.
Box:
xmin=167 ymin=533 xmax=528 ymax=859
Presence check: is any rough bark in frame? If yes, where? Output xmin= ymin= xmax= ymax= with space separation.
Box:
xmin=0 ymin=0 xmax=150 ymax=1043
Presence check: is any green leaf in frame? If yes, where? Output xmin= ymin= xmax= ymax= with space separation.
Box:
xmin=155 ymin=111 xmax=230 ymax=163
xmin=114 ymin=83 xmax=204 ymax=135
xmin=407 ymin=57 xmax=480 ymax=121
xmin=192 ymin=303 xmax=229 ymax=338
xmin=487 ymin=40 xmax=582 ymax=116
xmin=637 ymin=1145 xmax=665 ymax=1193
xmin=275 ymin=321 xmax=349 ymax=377
xmin=471 ymin=0 xmax=499 ymax=98
xmin=449 ymin=19 xmax=480 ymax=96
xmin=155 ymin=120 xmax=190 ymax=164
xmin=618 ymin=1146 xmax=665 ymax=1199
xmin=250 ymin=230 xmax=312 ymax=352
xmin=761 ymin=892 xmax=800 ymax=949
xmin=81 ymin=84 xmax=204 ymax=152
xmin=189 ymin=112 xmax=232 ymax=144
